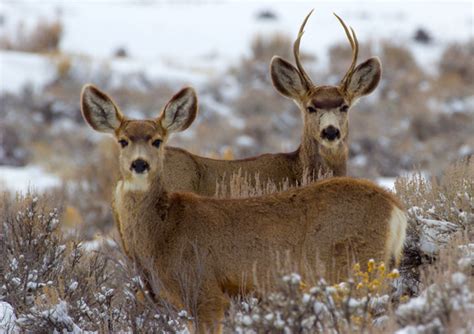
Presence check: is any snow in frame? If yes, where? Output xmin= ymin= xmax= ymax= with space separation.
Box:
xmin=377 ymin=177 xmax=396 ymax=191
xmin=0 ymin=51 xmax=56 ymax=94
xmin=45 ymin=301 xmax=82 ymax=333
xmin=416 ymin=217 xmax=459 ymax=256
xmin=79 ymin=237 xmax=118 ymax=252
xmin=236 ymin=135 xmax=255 ymax=147
xmin=0 ymin=1 xmax=472 ymax=93
xmin=0 ymin=301 xmax=17 ymax=333
xmin=0 ymin=165 xmax=61 ymax=194
xmin=396 ymin=271 xmax=474 ymax=333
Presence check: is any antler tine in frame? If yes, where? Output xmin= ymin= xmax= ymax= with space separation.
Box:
xmin=333 ymin=13 xmax=359 ymax=89
xmin=293 ymin=9 xmax=315 ymax=89
xmin=349 ymin=26 xmax=359 ymax=76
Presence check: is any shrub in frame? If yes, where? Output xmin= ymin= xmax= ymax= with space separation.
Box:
xmin=439 ymin=40 xmax=474 ymax=86
xmin=328 ymin=42 xmax=372 ymax=83
xmin=395 ymin=159 xmax=473 ymax=296
xmin=226 ymin=260 xmax=401 ymax=333
xmin=393 ymin=232 xmax=474 ymax=333
xmin=0 ymin=18 xmax=63 ymax=53
xmin=63 ymin=138 xmax=119 ymax=238
xmin=0 ymin=192 xmax=188 ymax=332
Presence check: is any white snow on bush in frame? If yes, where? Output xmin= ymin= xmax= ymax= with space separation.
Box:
xmin=396 ymin=272 xmax=474 ymax=333
xmin=0 ymin=302 xmax=17 ymax=333
xmin=408 ymin=206 xmax=459 ymax=257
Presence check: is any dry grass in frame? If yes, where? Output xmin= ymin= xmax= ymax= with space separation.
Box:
xmin=0 ymin=18 xmax=63 ymax=53
xmin=396 ymin=159 xmax=473 ymax=229
xmin=215 ymin=167 xmax=331 ymax=199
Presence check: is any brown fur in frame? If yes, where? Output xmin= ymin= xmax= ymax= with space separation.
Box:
xmin=114 ymin=173 xmax=405 ymax=333
xmin=83 ymin=86 xmax=406 ymax=333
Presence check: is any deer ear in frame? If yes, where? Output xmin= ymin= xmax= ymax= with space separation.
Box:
xmin=81 ymin=84 xmax=124 ymax=133
xmin=160 ymin=87 xmax=198 ymax=133
xmin=346 ymin=57 xmax=381 ymax=99
xmin=270 ymin=56 xmax=307 ymax=99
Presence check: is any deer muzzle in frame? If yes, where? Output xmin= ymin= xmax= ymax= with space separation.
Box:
xmin=130 ymin=159 xmax=150 ymax=174
xmin=321 ymin=126 xmax=341 ymax=141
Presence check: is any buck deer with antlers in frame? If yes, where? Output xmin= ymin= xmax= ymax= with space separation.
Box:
xmin=81 ymin=84 xmax=406 ymax=333
xmin=81 ymin=11 xmax=380 ymax=197
xmin=270 ymin=10 xmax=381 ymax=178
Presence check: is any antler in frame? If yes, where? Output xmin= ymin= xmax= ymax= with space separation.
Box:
xmin=293 ymin=9 xmax=315 ymax=89
xmin=334 ymin=13 xmax=359 ymax=90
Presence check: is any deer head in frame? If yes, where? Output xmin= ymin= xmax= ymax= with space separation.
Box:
xmin=81 ymin=84 xmax=198 ymax=190
xmin=271 ymin=10 xmax=381 ymax=150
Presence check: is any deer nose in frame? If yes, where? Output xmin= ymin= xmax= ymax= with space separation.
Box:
xmin=321 ymin=126 xmax=341 ymax=141
xmin=130 ymin=159 xmax=150 ymax=174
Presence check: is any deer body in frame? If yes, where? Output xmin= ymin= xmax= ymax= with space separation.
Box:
xmin=113 ymin=175 xmax=405 ymax=333
xmin=163 ymin=142 xmax=341 ymax=196
xmin=113 ymin=172 xmax=405 ymax=333
xmin=82 ymin=79 xmax=406 ymax=333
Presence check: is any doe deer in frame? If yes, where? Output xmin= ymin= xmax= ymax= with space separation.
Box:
xmin=80 ymin=12 xmax=380 ymax=198
xmin=81 ymin=85 xmax=406 ymax=334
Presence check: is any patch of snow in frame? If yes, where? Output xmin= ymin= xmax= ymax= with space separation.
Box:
xmin=0 ymin=165 xmax=62 ymax=194
xmin=415 ymin=217 xmax=459 ymax=256
xmin=377 ymin=177 xmax=396 ymax=191
xmin=0 ymin=301 xmax=18 ymax=333
xmin=45 ymin=301 xmax=82 ymax=333
xmin=236 ymin=135 xmax=255 ymax=147
xmin=0 ymin=51 xmax=56 ymax=94
xmin=351 ymin=154 xmax=367 ymax=167
xmin=458 ymin=145 xmax=472 ymax=157
xmin=79 ymin=237 xmax=118 ymax=252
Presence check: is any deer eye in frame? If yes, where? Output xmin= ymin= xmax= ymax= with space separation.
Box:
xmin=152 ymin=139 xmax=162 ymax=148
xmin=307 ymin=106 xmax=317 ymax=113
xmin=118 ymin=139 xmax=128 ymax=148
xmin=340 ymin=105 xmax=349 ymax=113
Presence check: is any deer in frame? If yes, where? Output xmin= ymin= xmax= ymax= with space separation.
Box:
xmin=80 ymin=11 xmax=380 ymax=198
xmin=270 ymin=10 xmax=381 ymax=178
xmin=81 ymin=84 xmax=406 ymax=334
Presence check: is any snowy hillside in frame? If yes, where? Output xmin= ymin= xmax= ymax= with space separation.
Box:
xmin=1 ymin=1 xmax=472 ymax=94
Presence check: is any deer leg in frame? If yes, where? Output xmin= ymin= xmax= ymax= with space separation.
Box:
xmin=195 ymin=289 xmax=229 ymax=334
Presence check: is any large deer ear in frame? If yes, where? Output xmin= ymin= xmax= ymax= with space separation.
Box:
xmin=346 ymin=57 xmax=381 ymax=99
xmin=270 ymin=56 xmax=307 ymax=99
xmin=160 ymin=87 xmax=198 ymax=133
xmin=81 ymin=84 xmax=124 ymax=133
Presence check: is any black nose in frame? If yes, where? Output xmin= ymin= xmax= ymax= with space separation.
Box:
xmin=130 ymin=159 xmax=150 ymax=174
xmin=321 ymin=126 xmax=341 ymax=141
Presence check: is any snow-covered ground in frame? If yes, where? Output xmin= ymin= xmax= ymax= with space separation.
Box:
xmin=0 ymin=165 xmax=61 ymax=193
xmin=0 ymin=1 xmax=472 ymax=94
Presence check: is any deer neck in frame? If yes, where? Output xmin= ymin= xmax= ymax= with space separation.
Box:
xmin=318 ymin=143 xmax=348 ymax=176
xmin=113 ymin=173 xmax=171 ymax=262
xmin=299 ymin=129 xmax=348 ymax=178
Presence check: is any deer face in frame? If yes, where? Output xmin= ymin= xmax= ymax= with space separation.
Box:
xmin=270 ymin=11 xmax=381 ymax=151
xmin=81 ymin=85 xmax=197 ymax=189
xmin=301 ymin=86 xmax=349 ymax=148
xmin=114 ymin=120 xmax=166 ymax=183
